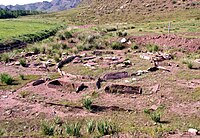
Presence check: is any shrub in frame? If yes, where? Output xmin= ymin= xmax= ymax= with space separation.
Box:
xmin=110 ymin=42 xmax=125 ymax=50
xmin=19 ymin=91 xmax=30 ymax=98
xmin=187 ymin=62 xmax=193 ymax=69
xmin=65 ymin=122 xmax=81 ymax=137
xmin=150 ymin=112 xmax=161 ymax=123
xmin=19 ymin=59 xmax=26 ymax=67
xmin=61 ymin=44 xmax=68 ymax=49
xmin=54 ymin=56 xmax=60 ymax=63
xmin=54 ymin=116 xmax=63 ymax=125
xmin=0 ymin=129 xmax=4 ymax=136
xmin=58 ymin=34 xmax=65 ymax=40
xmin=41 ymin=120 xmax=54 ymax=136
xmin=0 ymin=73 xmax=14 ymax=85
xmin=1 ymin=53 xmax=10 ymax=63
xmin=131 ymin=43 xmax=138 ymax=50
xmin=32 ymin=47 xmax=40 ymax=54
xmin=82 ymin=97 xmax=92 ymax=111
xmin=64 ymin=31 xmax=73 ymax=39
xmin=146 ymin=44 xmax=159 ymax=52
xmin=144 ymin=108 xmax=161 ymax=123
xmin=86 ymin=120 xmax=96 ymax=134
xmin=41 ymin=47 xmax=46 ymax=54
xmin=97 ymin=121 xmax=117 ymax=136
xmin=19 ymin=74 xmax=25 ymax=80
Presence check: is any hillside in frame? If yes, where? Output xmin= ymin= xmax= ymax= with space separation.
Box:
xmin=0 ymin=0 xmax=81 ymax=12
xmin=25 ymin=0 xmax=200 ymax=25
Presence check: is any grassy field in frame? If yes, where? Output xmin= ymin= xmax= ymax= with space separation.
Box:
xmin=0 ymin=19 xmax=57 ymax=42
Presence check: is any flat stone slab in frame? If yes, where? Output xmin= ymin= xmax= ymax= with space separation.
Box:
xmin=105 ymin=84 xmax=142 ymax=94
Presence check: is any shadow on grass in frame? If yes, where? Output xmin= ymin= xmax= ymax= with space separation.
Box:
xmin=91 ymin=105 xmax=133 ymax=113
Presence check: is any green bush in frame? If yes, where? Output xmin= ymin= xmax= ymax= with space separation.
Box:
xmin=19 ymin=91 xmax=30 ymax=98
xmin=32 ymin=47 xmax=40 ymax=54
xmin=58 ymin=34 xmax=65 ymax=40
xmin=131 ymin=43 xmax=138 ymax=50
xmin=65 ymin=122 xmax=81 ymax=137
xmin=146 ymin=44 xmax=159 ymax=52
xmin=0 ymin=73 xmax=14 ymax=85
xmin=187 ymin=62 xmax=193 ymax=69
xmin=41 ymin=120 xmax=55 ymax=136
xmin=110 ymin=42 xmax=125 ymax=50
xmin=144 ymin=108 xmax=161 ymax=123
xmin=0 ymin=129 xmax=4 ymax=136
xmin=82 ymin=97 xmax=93 ymax=111
xmin=97 ymin=121 xmax=117 ymax=136
xmin=86 ymin=120 xmax=96 ymax=134
xmin=150 ymin=112 xmax=161 ymax=123
xmin=64 ymin=31 xmax=73 ymax=39
xmin=19 ymin=74 xmax=25 ymax=80
xmin=1 ymin=53 xmax=10 ymax=63
xmin=54 ymin=56 xmax=60 ymax=63
xmin=19 ymin=59 xmax=26 ymax=67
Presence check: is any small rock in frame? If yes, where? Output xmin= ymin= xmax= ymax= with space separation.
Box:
xmin=132 ymin=78 xmax=137 ymax=81
xmin=188 ymin=128 xmax=198 ymax=135
xmin=121 ymin=38 xmax=127 ymax=43
xmin=32 ymin=80 xmax=45 ymax=86
xmin=2 ymin=95 xmax=8 ymax=98
xmin=125 ymin=80 xmax=130 ymax=83
xmin=150 ymin=105 xmax=158 ymax=111
xmin=15 ymin=61 xmax=20 ymax=65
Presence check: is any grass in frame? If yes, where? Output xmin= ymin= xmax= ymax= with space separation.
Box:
xmin=86 ymin=120 xmax=96 ymax=134
xmin=0 ymin=75 xmax=41 ymax=90
xmin=0 ymin=73 xmax=14 ymax=85
xmin=97 ymin=121 xmax=118 ymax=136
xmin=0 ymin=20 xmax=56 ymax=42
xmin=62 ymin=64 xmax=111 ymax=77
xmin=65 ymin=122 xmax=81 ymax=137
xmin=82 ymin=97 xmax=93 ymax=111
xmin=19 ymin=91 xmax=30 ymax=98
xmin=40 ymin=120 xmax=55 ymax=136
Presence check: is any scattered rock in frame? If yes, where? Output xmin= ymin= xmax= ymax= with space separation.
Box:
xmin=57 ymin=55 xmax=77 ymax=68
xmin=147 ymin=66 xmax=159 ymax=72
xmin=96 ymin=78 xmax=103 ymax=89
xmin=25 ymin=52 xmax=35 ymax=57
xmin=1 ymin=95 xmax=8 ymax=98
xmin=32 ymin=80 xmax=45 ymax=86
xmin=188 ymin=128 xmax=198 ymax=135
xmin=92 ymin=50 xmax=114 ymax=56
xmin=150 ymin=105 xmax=158 ymax=111
xmin=105 ymin=84 xmax=142 ymax=94
xmin=76 ymin=83 xmax=88 ymax=93
xmin=48 ymin=80 xmax=62 ymax=88
xmin=82 ymin=56 xmax=96 ymax=61
xmin=103 ymin=72 xmax=129 ymax=80
xmin=121 ymin=38 xmax=127 ymax=43
xmin=15 ymin=61 xmax=20 ymax=66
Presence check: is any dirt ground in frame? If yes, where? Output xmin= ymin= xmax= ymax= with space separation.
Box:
xmin=0 ymin=27 xmax=200 ymax=137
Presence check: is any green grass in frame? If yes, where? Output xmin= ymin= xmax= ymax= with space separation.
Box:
xmin=0 ymin=20 xmax=56 ymax=42
xmin=0 ymin=75 xmax=41 ymax=90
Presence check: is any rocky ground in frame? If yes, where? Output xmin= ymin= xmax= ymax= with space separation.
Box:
xmin=0 ymin=25 xmax=200 ymax=137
